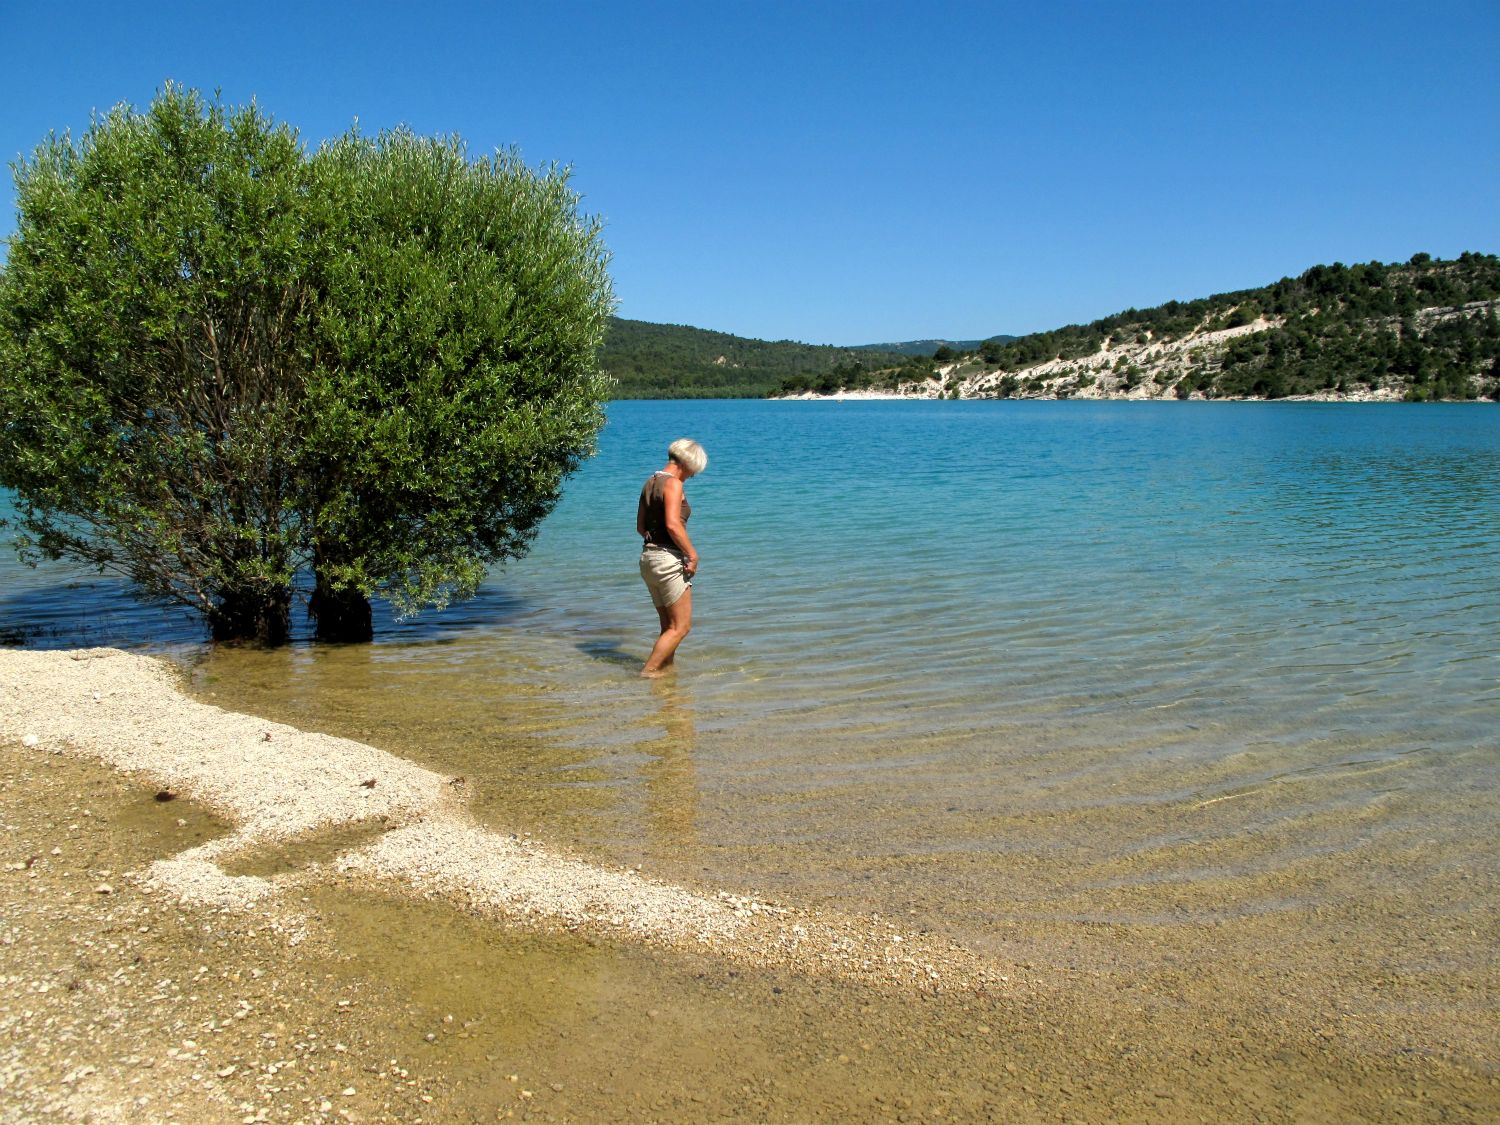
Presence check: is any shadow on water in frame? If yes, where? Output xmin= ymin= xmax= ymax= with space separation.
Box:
xmin=356 ymin=583 xmax=537 ymax=645
xmin=574 ymin=636 xmax=640 ymax=669
xmin=0 ymin=575 xmax=206 ymax=650
xmin=0 ymin=563 xmax=541 ymax=653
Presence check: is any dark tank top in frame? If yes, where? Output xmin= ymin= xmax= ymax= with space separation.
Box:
xmin=639 ymin=471 xmax=690 ymax=549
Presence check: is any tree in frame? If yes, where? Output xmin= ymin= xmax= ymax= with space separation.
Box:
xmin=0 ymin=86 xmax=614 ymax=644
xmin=0 ymin=87 xmax=310 ymax=642
xmin=297 ymin=128 xmax=613 ymax=640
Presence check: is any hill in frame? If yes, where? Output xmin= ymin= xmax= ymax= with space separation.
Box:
xmin=600 ymin=319 xmax=914 ymax=398
xmin=777 ymin=253 xmax=1500 ymax=402
xmin=850 ymin=337 xmax=1013 ymax=357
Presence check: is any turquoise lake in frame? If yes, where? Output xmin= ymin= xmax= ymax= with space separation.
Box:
xmin=3 ymin=400 xmax=1499 ymax=954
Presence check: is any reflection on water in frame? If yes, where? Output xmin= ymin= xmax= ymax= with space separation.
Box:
xmin=640 ymin=676 xmax=699 ymax=850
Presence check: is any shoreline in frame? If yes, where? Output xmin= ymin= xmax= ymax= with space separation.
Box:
xmin=771 ymin=388 xmax=1429 ymax=403
xmin=779 ymin=299 xmax=1500 ymax=403
xmin=0 ymin=648 xmax=1018 ymax=1123
xmin=3 ymin=646 xmax=1496 ymax=1122
xmin=0 ymin=648 xmax=1005 ymax=989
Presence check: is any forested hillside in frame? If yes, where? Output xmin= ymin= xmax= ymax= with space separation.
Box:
xmin=600 ymin=319 xmax=913 ymax=397
xmin=1212 ymin=254 xmax=1499 ymax=399
xmin=604 ymin=254 xmax=1500 ymax=401
xmin=850 ymin=337 xmax=1007 ymax=357
xmin=779 ymin=253 xmax=1500 ymax=401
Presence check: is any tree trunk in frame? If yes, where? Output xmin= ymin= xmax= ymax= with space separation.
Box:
xmin=210 ymin=588 xmax=292 ymax=646
xmin=309 ymin=575 xmax=373 ymax=643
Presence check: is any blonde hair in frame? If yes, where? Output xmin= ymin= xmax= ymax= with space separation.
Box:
xmin=668 ymin=438 xmax=708 ymax=476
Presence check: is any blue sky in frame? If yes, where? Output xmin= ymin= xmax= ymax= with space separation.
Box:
xmin=3 ymin=1 xmax=1497 ymax=345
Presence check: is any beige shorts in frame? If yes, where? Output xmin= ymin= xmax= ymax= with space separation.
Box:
xmin=640 ymin=546 xmax=692 ymax=608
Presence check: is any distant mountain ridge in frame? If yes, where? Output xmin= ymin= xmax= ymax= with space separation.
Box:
xmin=849 ymin=337 xmax=1014 ymax=356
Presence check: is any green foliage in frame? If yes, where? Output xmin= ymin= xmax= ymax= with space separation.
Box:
xmin=601 ymin=318 xmax=906 ymax=397
xmin=300 ymin=129 xmax=613 ymax=622
xmin=0 ymin=86 xmax=309 ymax=640
xmin=1212 ymin=257 xmax=1500 ymax=399
xmin=600 ymin=326 xmax=1014 ymax=399
xmin=774 ymin=352 xmax=938 ymax=396
xmin=0 ymin=86 xmax=613 ymax=643
xmin=982 ymin=254 xmax=1500 ymax=400
xmin=852 ymin=337 xmax=1001 ymax=357
xmin=978 ymin=338 xmax=1010 ymax=364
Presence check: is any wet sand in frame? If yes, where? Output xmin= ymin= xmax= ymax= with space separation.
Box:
xmin=2 ymin=647 xmax=1496 ymax=1122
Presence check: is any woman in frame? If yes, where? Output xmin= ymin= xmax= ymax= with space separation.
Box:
xmin=637 ymin=438 xmax=707 ymax=676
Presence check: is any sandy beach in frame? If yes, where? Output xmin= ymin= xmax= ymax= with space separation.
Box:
xmin=3 ymin=647 xmax=1496 ymax=1122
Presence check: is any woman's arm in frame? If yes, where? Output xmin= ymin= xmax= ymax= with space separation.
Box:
xmin=659 ymin=475 xmax=698 ymax=576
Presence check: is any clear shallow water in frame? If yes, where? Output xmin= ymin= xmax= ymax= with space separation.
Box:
xmin=4 ymin=402 xmax=1499 ymax=945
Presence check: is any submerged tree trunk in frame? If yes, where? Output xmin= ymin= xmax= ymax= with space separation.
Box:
xmin=309 ymin=575 xmax=373 ymax=643
xmin=210 ymin=588 xmax=292 ymax=646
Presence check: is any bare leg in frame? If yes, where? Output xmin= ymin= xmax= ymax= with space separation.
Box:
xmin=642 ymin=588 xmax=692 ymax=676
xmin=654 ymin=605 xmax=675 ymax=667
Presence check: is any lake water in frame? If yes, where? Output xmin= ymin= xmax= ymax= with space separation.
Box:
xmin=3 ymin=402 xmax=1498 ymax=999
